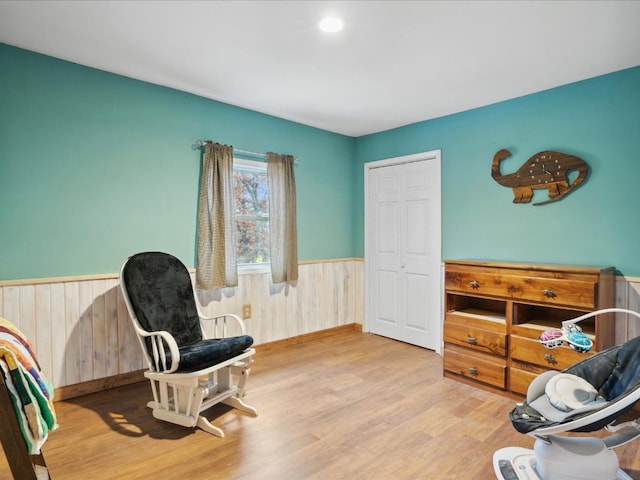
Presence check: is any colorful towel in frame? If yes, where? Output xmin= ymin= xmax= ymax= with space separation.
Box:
xmin=0 ymin=317 xmax=57 ymax=454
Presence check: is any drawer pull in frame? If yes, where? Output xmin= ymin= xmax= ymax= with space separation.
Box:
xmin=542 ymin=288 xmax=557 ymax=299
xmin=468 ymin=280 xmax=480 ymax=289
xmin=466 ymin=336 xmax=478 ymax=345
xmin=543 ymin=353 xmax=557 ymax=365
xmin=468 ymin=367 xmax=478 ymax=377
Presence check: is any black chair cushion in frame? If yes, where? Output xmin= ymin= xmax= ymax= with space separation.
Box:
xmin=174 ymin=335 xmax=254 ymax=372
xmin=122 ymin=252 xmax=255 ymax=372
xmin=122 ymin=252 xmax=204 ymax=347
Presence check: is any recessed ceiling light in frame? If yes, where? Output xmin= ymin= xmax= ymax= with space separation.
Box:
xmin=319 ymin=16 xmax=344 ymax=33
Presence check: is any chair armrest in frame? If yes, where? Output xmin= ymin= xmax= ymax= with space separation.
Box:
xmin=136 ymin=329 xmax=181 ymax=373
xmin=199 ymin=313 xmax=248 ymax=338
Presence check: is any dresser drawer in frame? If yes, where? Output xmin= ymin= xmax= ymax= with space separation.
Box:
xmin=443 ymin=345 xmax=506 ymax=389
xmin=509 ymin=361 xmax=551 ymax=396
xmin=509 ymin=368 xmax=538 ymax=396
xmin=501 ymin=276 xmax=595 ymax=308
xmin=510 ymin=335 xmax=594 ymax=371
xmin=443 ymin=320 xmax=507 ymax=357
xmin=445 ymin=266 xmax=596 ymax=308
xmin=445 ymin=309 xmax=506 ymax=332
xmin=445 ymin=269 xmax=510 ymax=297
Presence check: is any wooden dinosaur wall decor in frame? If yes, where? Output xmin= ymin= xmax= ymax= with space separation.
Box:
xmin=491 ymin=149 xmax=589 ymax=206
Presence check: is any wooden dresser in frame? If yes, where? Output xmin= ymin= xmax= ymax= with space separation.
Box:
xmin=443 ymin=260 xmax=616 ymax=395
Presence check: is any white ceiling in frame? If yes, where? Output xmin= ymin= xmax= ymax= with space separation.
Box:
xmin=1 ymin=1 xmax=639 ymax=137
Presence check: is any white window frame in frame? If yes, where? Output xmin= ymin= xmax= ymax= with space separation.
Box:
xmin=233 ymin=158 xmax=270 ymax=275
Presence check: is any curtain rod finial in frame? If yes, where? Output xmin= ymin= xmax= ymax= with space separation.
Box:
xmin=194 ymin=139 xmax=210 ymax=150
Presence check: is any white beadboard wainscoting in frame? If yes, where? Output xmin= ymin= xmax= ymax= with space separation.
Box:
xmin=1 ymin=261 xmax=638 ymax=396
xmin=615 ymin=276 xmax=640 ymax=343
xmin=0 ymin=259 xmax=364 ymax=391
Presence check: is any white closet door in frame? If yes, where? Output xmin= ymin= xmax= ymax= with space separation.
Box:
xmin=366 ymin=151 xmax=441 ymax=351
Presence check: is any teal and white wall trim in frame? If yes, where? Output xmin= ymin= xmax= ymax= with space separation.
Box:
xmin=2 ymin=42 xmax=640 ymax=280
xmin=2 ymin=42 xmax=639 ymax=391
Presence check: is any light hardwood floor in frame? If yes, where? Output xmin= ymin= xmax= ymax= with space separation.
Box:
xmin=2 ymin=329 xmax=639 ymax=479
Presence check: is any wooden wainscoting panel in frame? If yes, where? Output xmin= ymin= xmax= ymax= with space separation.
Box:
xmin=2 ymin=286 xmax=19 ymax=333
xmin=91 ymin=278 xmax=107 ymax=380
xmin=35 ymin=283 xmax=53 ymax=389
xmin=78 ymin=280 xmax=95 ymax=383
xmin=50 ymin=282 xmax=67 ymax=388
xmin=615 ymin=276 xmax=640 ymax=344
xmin=195 ymin=260 xmax=364 ymax=345
xmin=628 ymin=280 xmax=640 ymax=339
xmin=108 ymin=277 xmax=125 ymax=377
xmin=63 ymin=281 xmax=81 ymax=386
xmin=0 ymin=260 xmax=365 ymax=390
xmin=19 ymin=284 xmax=36 ymax=349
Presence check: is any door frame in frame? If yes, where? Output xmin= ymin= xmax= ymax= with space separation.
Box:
xmin=363 ymin=150 xmax=443 ymax=353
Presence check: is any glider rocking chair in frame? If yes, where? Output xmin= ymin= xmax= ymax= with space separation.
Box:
xmin=119 ymin=251 xmax=257 ymax=437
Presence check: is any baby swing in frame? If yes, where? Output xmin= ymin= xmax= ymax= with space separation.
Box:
xmin=494 ymin=308 xmax=640 ymax=480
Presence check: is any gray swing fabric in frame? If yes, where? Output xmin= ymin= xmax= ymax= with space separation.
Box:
xmin=267 ymin=152 xmax=298 ymax=283
xmin=196 ymin=142 xmax=238 ymax=289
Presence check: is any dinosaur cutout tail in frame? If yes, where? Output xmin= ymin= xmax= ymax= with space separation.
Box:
xmin=533 ymin=164 xmax=589 ymax=206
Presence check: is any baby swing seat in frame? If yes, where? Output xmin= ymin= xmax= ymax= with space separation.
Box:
xmin=494 ymin=308 xmax=640 ymax=480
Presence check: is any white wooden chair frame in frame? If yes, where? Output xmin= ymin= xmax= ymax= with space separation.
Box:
xmin=120 ymin=265 xmax=257 ymax=438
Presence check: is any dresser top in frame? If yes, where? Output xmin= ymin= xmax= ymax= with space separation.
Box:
xmin=444 ymin=259 xmax=615 ymax=275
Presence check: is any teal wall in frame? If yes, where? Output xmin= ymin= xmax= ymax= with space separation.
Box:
xmin=0 ymin=44 xmax=356 ymax=280
xmin=2 ymin=42 xmax=639 ymax=280
xmin=355 ymin=66 xmax=640 ymax=277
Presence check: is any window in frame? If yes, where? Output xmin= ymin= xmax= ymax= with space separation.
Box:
xmin=233 ymin=159 xmax=270 ymax=266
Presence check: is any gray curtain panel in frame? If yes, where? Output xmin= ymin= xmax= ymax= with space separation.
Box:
xmin=267 ymin=152 xmax=298 ymax=283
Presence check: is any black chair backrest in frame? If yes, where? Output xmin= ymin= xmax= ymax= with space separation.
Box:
xmin=122 ymin=252 xmax=203 ymax=347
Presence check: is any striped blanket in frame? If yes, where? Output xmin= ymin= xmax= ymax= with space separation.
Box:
xmin=0 ymin=317 xmax=57 ymax=454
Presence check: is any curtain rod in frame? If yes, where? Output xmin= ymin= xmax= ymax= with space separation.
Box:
xmin=194 ymin=140 xmax=299 ymax=164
